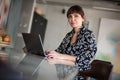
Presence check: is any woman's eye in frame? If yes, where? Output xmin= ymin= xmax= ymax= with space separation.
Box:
xmin=74 ymin=15 xmax=79 ymax=18
xmin=68 ymin=15 xmax=72 ymax=19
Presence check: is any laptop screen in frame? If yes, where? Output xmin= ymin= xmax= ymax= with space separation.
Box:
xmin=22 ymin=33 xmax=45 ymax=57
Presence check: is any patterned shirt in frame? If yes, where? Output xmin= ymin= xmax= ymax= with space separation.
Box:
xmin=55 ymin=26 xmax=97 ymax=80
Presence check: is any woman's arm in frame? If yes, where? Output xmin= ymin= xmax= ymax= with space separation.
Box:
xmin=75 ymin=32 xmax=97 ymax=68
xmin=46 ymin=56 xmax=75 ymax=65
xmin=46 ymin=50 xmax=76 ymax=65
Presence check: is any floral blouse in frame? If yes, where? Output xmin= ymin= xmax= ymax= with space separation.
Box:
xmin=55 ymin=26 xmax=97 ymax=80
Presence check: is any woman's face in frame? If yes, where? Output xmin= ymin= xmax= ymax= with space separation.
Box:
xmin=68 ymin=13 xmax=84 ymax=29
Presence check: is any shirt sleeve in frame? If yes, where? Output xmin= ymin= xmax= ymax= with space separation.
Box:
xmin=55 ymin=34 xmax=69 ymax=53
xmin=75 ymin=31 xmax=97 ymax=70
xmin=55 ymin=41 xmax=64 ymax=53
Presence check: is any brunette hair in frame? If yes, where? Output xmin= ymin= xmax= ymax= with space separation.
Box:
xmin=67 ymin=5 xmax=85 ymax=19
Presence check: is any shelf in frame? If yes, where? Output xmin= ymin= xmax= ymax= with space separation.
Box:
xmin=0 ymin=42 xmax=10 ymax=47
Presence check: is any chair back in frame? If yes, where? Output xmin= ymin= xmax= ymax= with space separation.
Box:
xmin=78 ymin=59 xmax=113 ymax=80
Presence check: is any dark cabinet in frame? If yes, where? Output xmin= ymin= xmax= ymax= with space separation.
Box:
xmin=31 ymin=12 xmax=47 ymax=43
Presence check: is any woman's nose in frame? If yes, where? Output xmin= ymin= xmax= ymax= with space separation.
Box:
xmin=71 ymin=17 xmax=75 ymax=21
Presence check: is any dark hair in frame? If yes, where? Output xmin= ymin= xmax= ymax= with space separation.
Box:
xmin=67 ymin=5 xmax=85 ymax=19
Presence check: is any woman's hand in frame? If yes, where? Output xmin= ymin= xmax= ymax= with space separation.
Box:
xmin=45 ymin=50 xmax=62 ymax=64
xmin=45 ymin=50 xmax=75 ymax=65
xmin=46 ymin=57 xmax=63 ymax=64
xmin=45 ymin=50 xmax=62 ymax=59
xmin=46 ymin=57 xmax=75 ymax=65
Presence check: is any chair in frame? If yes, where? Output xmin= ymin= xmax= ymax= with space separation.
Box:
xmin=77 ymin=59 xmax=113 ymax=80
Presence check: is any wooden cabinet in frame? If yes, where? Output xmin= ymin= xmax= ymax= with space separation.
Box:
xmin=31 ymin=12 xmax=47 ymax=43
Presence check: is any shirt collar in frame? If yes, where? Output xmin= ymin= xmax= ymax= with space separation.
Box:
xmin=71 ymin=25 xmax=85 ymax=35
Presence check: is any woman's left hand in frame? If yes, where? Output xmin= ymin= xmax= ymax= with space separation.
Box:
xmin=46 ymin=57 xmax=63 ymax=64
xmin=45 ymin=50 xmax=76 ymax=65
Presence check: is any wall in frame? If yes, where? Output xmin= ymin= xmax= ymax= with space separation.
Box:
xmin=6 ymin=0 xmax=22 ymax=48
xmin=36 ymin=4 xmax=70 ymax=50
xmin=6 ymin=0 xmax=36 ymax=65
xmin=84 ymin=8 xmax=120 ymax=41
xmin=36 ymin=4 xmax=120 ymax=50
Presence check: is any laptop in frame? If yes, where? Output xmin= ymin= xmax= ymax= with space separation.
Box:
xmin=16 ymin=33 xmax=47 ymax=77
xmin=22 ymin=33 xmax=46 ymax=57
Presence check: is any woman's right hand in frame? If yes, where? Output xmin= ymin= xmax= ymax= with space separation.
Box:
xmin=45 ymin=50 xmax=62 ymax=59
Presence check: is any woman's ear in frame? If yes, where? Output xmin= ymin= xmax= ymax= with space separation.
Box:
xmin=82 ymin=16 xmax=86 ymax=23
xmin=83 ymin=16 xmax=85 ymax=20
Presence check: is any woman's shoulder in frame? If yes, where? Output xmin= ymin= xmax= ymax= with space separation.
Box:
xmin=83 ymin=27 xmax=92 ymax=33
xmin=79 ymin=26 xmax=93 ymax=36
xmin=83 ymin=27 xmax=96 ymax=39
xmin=66 ymin=30 xmax=73 ymax=36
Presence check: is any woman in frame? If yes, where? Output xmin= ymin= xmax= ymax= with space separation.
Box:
xmin=46 ymin=5 xmax=97 ymax=80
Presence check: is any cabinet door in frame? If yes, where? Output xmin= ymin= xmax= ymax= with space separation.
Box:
xmin=31 ymin=12 xmax=47 ymax=43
